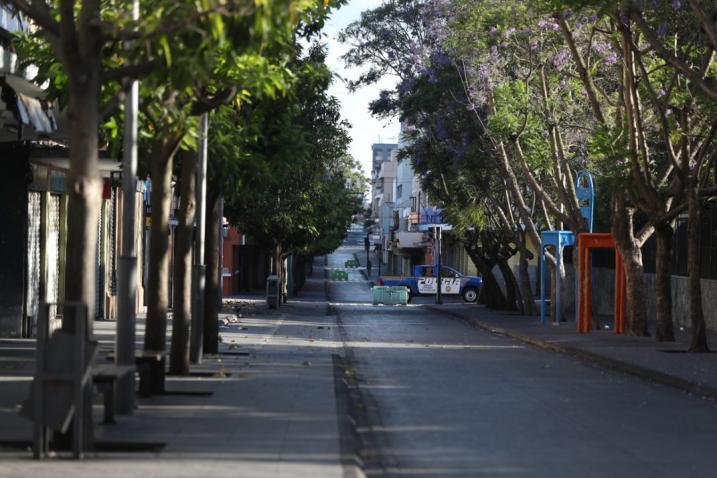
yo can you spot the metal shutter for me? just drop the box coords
[26,192,41,336]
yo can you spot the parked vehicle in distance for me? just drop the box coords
[377,265,483,303]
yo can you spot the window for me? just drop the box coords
[397,184,403,199]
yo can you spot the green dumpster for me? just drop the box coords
[372,286,408,305]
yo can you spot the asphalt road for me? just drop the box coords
[327,242,717,478]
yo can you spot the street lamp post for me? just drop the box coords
[115,0,140,414]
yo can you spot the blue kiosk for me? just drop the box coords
[540,171,595,323]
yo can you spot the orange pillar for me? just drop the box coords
[577,235,584,333]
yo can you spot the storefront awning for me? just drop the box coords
[0,74,62,141]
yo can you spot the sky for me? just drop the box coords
[322,0,400,180]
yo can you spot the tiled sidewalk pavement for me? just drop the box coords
[430,302,717,399]
[0,260,357,478]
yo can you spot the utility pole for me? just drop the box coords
[115,0,139,415]
[435,226,443,305]
[190,113,208,363]
[377,242,382,277]
[365,233,370,273]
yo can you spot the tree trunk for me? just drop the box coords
[687,185,709,352]
[203,189,222,355]
[654,223,675,342]
[611,193,649,336]
[465,247,506,309]
[496,258,520,312]
[55,45,102,453]
[169,152,196,375]
[144,139,180,351]
[518,233,535,316]
[63,65,102,332]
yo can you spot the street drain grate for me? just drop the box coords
[0,440,165,453]
[189,371,232,378]
[161,390,214,396]
[95,441,166,452]
[219,351,250,356]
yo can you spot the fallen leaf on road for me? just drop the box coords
[302,361,312,366]
[238,372,249,378]
[213,367,228,378]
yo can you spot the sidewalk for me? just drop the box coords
[0,258,355,477]
[429,303,717,398]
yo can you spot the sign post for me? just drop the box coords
[435,226,443,305]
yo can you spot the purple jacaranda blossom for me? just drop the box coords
[489,26,499,36]
[592,40,611,54]
[522,27,533,34]
[435,118,449,139]
[530,40,539,50]
[657,22,668,37]
[656,88,666,98]
[651,0,659,8]
[432,50,451,67]
[552,49,570,70]
[504,27,517,37]
[672,0,681,10]
[538,19,548,31]
[478,64,490,81]
[490,45,499,60]
[397,77,416,95]
[559,79,567,89]
[454,138,470,161]
[604,54,618,64]
[587,14,599,23]
[562,10,573,19]
[500,41,509,48]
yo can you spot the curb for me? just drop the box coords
[428,306,717,400]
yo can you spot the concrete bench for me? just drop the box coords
[92,364,135,424]
[106,349,168,397]
[135,350,168,397]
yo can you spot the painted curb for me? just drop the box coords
[429,306,717,400]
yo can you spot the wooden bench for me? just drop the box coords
[91,364,135,424]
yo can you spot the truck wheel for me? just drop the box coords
[406,288,413,303]
[462,287,478,303]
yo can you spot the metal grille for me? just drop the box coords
[47,194,61,321]
[26,192,41,336]
[109,187,117,295]
[96,203,105,319]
